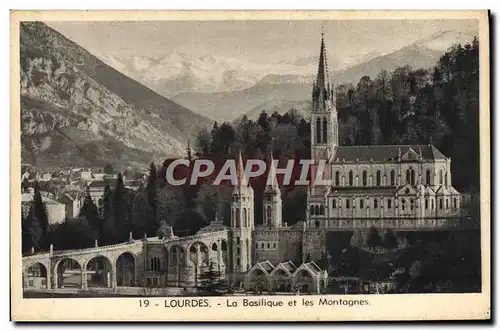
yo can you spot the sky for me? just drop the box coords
[46,19,479,63]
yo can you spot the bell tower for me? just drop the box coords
[263,152,282,228]
[230,150,254,273]
[311,30,338,163]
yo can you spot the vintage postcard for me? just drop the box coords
[10,10,490,321]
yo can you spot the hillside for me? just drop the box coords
[172,83,312,122]
[20,22,213,171]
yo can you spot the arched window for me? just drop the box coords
[431,199,434,210]
[360,199,364,209]
[439,198,443,209]
[266,206,271,221]
[332,199,336,208]
[390,170,395,186]
[387,199,392,209]
[362,171,367,186]
[425,199,429,209]
[374,199,378,209]
[453,198,457,209]
[346,199,351,209]
[316,117,321,143]
[243,208,247,227]
[319,205,325,215]
[439,170,443,185]
[406,169,411,185]
[310,205,315,215]
[410,199,414,210]
[235,208,240,227]
[445,173,448,186]
[376,170,381,186]
[426,169,431,185]
[348,171,353,186]
[315,205,320,216]
[322,117,328,144]
[401,199,406,211]
[410,169,415,185]
[445,199,449,209]
[335,171,340,186]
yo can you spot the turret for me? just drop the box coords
[263,152,282,228]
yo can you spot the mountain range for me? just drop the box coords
[95,30,476,122]
[20,22,213,171]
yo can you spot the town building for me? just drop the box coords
[21,190,66,224]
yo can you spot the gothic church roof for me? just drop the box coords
[331,144,447,163]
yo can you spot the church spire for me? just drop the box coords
[316,28,329,92]
[235,149,248,187]
[266,151,279,189]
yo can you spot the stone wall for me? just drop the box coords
[302,229,327,263]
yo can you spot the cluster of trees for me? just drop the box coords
[366,227,398,250]
[335,37,479,192]
[22,163,162,253]
[21,182,49,252]
[195,110,310,161]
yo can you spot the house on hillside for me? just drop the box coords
[58,192,84,219]
[21,190,66,224]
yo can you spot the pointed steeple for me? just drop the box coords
[316,28,329,96]
[266,151,279,190]
[235,149,248,187]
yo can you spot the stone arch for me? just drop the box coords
[316,117,321,143]
[294,269,315,293]
[84,255,113,288]
[189,241,210,267]
[168,245,185,266]
[24,261,48,277]
[235,208,241,227]
[24,262,49,289]
[116,252,136,287]
[271,268,292,292]
[266,205,272,224]
[54,257,82,289]
[362,170,368,186]
[247,268,270,292]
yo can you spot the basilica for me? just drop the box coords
[23,34,467,295]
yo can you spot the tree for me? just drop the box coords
[101,184,115,245]
[195,128,211,157]
[103,164,114,175]
[31,181,49,249]
[367,226,382,248]
[197,263,222,294]
[146,162,158,235]
[113,173,129,241]
[156,219,172,239]
[383,229,398,249]
[79,187,100,236]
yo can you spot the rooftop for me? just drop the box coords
[331,144,447,163]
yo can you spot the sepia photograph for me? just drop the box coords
[10,10,490,321]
